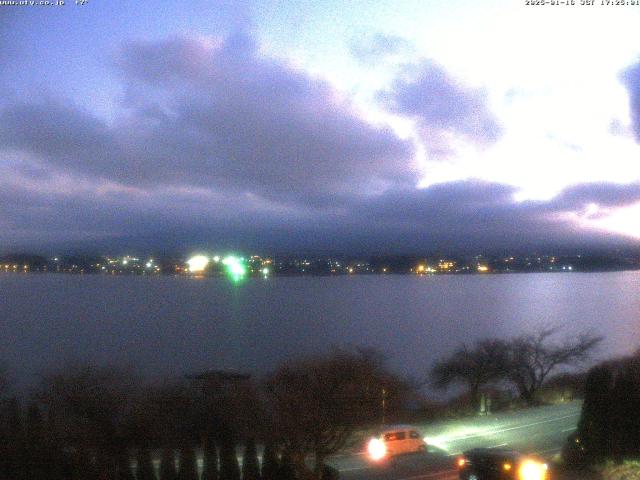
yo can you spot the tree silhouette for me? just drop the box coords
[260,443,279,480]
[136,449,155,480]
[609,360,640,461]
[1,397,25,480]
[242,438,261,480]
[431,339,508,411]
[577,364,614,463]
[277,450,296,480]
[178,446,198,480]
[219,426,240,480]
[116,450,135,480]
[0,364,8,400]
[201,440,218,480]
[161,448,178,480]
[571,350,640,465]
[35,364,137,476]
[504,328,602,405]
[24,402,48,479]
[265,347,410,477]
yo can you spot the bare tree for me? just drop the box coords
[431,339,508,411]
[264,347,412,479]
[504,328,602,405]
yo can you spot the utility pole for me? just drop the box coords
[381,388,387,425]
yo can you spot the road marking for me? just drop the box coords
[489,443,507,448]
[439,413,580,442]
[338,466,369,472]
[397,469,458,480]
[332,452,366,458]
[561,427,576,432]
[535,446,563,456]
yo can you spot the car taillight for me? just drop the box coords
[457,457,467,468]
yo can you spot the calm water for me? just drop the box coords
[1,272,639,389]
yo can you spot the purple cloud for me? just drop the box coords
[0,32,415,206]
[1,171,638,253]
[113,32,416,200]
[0,101,126,180]
[550,182,640,210]
[0,31,637,253]
[381,60,502,150]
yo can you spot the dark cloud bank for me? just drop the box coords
[0,32,639,254]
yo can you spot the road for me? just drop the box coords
[327,401,581,480]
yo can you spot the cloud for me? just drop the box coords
[0,32,637,253]
[350,33,413,65]
[381,60,502,151]
[621,60,640,142]
[113,32,416,200]
[0,101,126,180]
[341,181,640,252]
[550,182,640,210]
[1,166,637,253]
[0,32,415,206]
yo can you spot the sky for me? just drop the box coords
[1,0,640,255]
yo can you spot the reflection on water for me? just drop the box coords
[0,271,638,388]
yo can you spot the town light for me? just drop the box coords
[367,438,386,461]
[187,255,209,273]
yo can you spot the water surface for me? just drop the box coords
[1,271,638,389]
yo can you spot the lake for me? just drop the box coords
[1,271,638,391]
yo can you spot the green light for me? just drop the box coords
[222,255,237,266]
[222,255,247,280]
[230,263,246,276]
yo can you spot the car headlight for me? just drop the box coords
[367,438,386,461]
[518,459,548,480]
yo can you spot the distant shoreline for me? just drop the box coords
[1,267,639,277]
[2,252,639,277]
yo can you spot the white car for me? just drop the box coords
[367,425,427,460]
